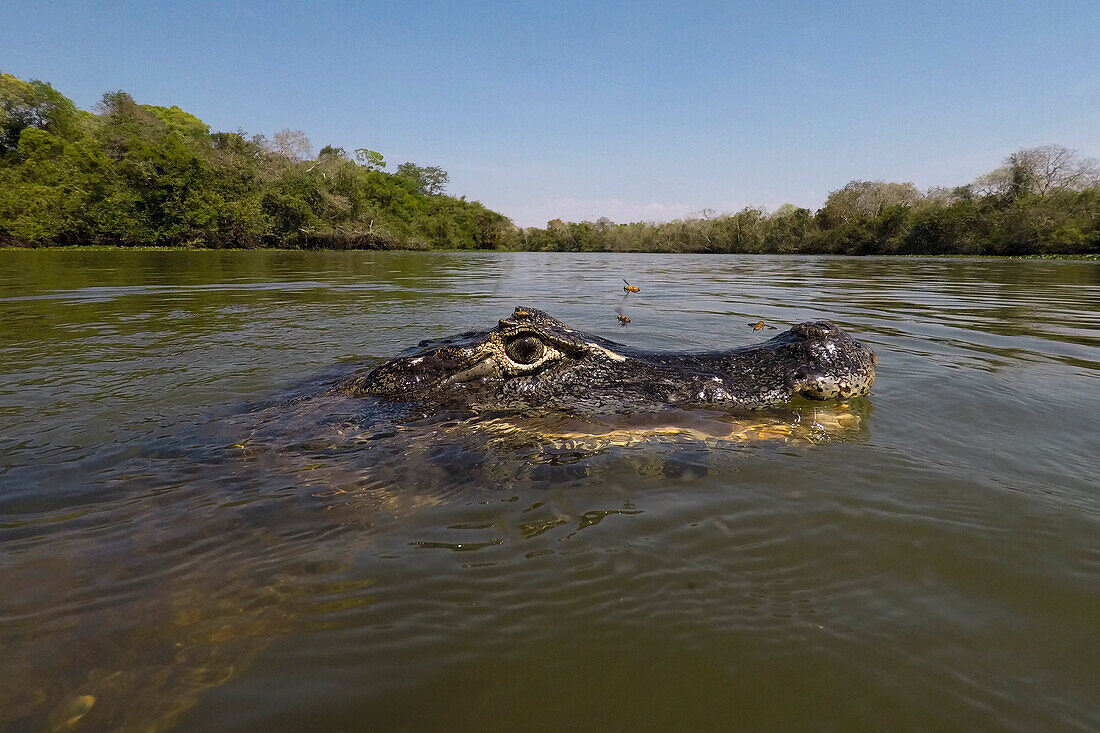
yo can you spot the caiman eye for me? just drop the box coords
[504,335,545,365]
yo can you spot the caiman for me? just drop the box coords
[225,305,879,529]
[334,306,877,414]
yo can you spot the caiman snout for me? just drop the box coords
[782,321,877,401]
[789,321,845,340]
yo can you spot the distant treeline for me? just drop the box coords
[517,150,1100,255]
[2,73,1098,255]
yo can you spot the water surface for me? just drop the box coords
[1,251,1097,731]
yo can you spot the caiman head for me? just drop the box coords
[336,307,876,413]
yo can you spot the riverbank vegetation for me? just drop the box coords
[516,149,1100,255]
[2,73,1098,254]
[0,73,512,250]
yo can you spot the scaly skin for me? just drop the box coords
[335,307,877,413]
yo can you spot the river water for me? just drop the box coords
[1,251,1097,731]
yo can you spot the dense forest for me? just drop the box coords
[2,73,1098,255]
[0,73,513,250]
[518,163,1100,255]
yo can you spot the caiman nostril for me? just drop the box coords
[786,369,808,390]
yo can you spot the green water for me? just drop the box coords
[1,251,1097,731]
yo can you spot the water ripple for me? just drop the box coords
[1,252,1097,731]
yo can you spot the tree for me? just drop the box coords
[971,166,1014,198]
[143,105,209,139]
[1008,144,1100,195]
[354,148,385,170]
[318,145,347,159]
[821,180,922,223]
[973,145,1100,199]
[270,129,312,161]
[396,162,448,195]
[1,73,79,153]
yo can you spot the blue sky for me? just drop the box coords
[3,0,1099,226]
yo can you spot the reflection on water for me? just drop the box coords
[0,251,1098,731]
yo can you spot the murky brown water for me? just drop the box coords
[1,251,1097,731]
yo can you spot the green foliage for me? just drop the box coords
[514,183,1099,256]
[1,73,80,155]
[396,162,448,196]
[142,105,210,140]
[514,165,1098,255]
[0,74,513,250]
[2,73,1097,255]
[354,148,385,170]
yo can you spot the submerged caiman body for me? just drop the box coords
[335,307,876,413]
